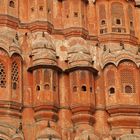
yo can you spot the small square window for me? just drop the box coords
[39,6,43,11]
[74,12,78,17]
[116,19,121,25]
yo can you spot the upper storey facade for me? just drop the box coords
[0,1,140,140]
[0,0,140,41]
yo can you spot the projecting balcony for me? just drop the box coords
[112,27,126,33]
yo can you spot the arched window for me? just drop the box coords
[101,20,106,25]
[0,62,6,88]
[125,85,133,93]
[109,87,115,94]
[11,61,19,90]
[73,86,77,92]
[44,84,50,90]
[81,85,87,92]
[9,1,15,8]
[36,85,40,91]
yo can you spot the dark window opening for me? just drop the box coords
[44,84,50,90]
[109,87,115,94]
[36,85,40,91]
[101,20,106,25]
[125,85,133,93]
[81,86,87,92]
[90,87,93,93]
[48,9,51,13]
[31,7,34,12]
[12,82,17,90]
[39,6,43,11]
[74,12,78,17]
[116,19,121,25]
[73,86,77,92]
[9,1,15,8]
[130,21,133,27]
[53,86,56,92]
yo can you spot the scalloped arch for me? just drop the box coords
[0,47,10,57]
[102,58,138,69]
[117,59,138,67]
[103,62,117,69]
[10,53,24,61]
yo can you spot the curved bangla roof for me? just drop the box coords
[32,32,55,51]
[36,127,61,139]
[67,44,92,67]
[74,129,99,140]
[31,32,57,66]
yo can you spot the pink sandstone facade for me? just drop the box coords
[0,0,140,140]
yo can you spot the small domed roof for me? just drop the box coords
[74,130,99,140]
[32,32,55,51]
[31,32,57,66]
[36,127,61,139]
[68,44,92,67]
[68,44,90,55]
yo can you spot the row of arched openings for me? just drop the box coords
[105,61,136,95]
[35,69,57,92]
[71,70,93,93]
[0,61,19,90]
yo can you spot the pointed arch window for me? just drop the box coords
[11,61,19,90]
[9,1,15,8]
[0,62,6,88]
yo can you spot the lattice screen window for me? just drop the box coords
[11,62,19,90]
[0,62,6,88]
[120,69,135,93]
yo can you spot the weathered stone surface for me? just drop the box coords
[0,0,140,140]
